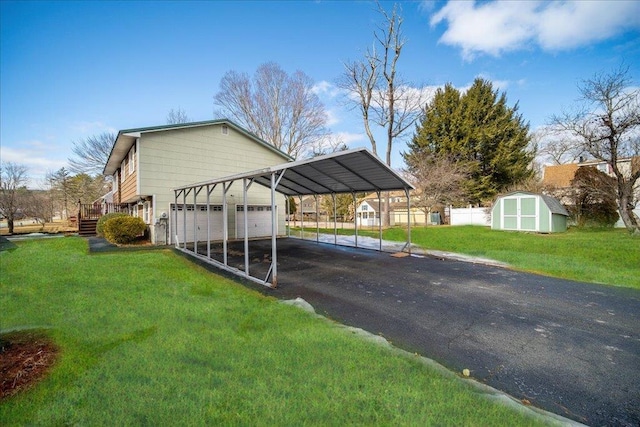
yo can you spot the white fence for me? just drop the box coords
[449,206,491,226]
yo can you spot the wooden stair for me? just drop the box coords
[78,219,98,237]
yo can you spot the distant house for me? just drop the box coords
[356,191,437,227]
[542,157,640,227]
[293,195,325,221]
[103,119,292,244]
[491,192,569,233]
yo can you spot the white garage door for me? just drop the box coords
[172,204,224,245]
[236,205,276,239]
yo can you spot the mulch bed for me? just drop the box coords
[0,330,59,399]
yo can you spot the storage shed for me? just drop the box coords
[491,192,569,233]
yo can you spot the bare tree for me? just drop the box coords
[22,191,54,229]
[403,152,469,223]
[534,126,585,165]
[0,162,29,234]
[68,132,115,176]
[339,2,426,166]
[550,66,640,234]
[166,108,190,124]
[214,62,328,159]
[339,2,427,225]
[310,134,349,158]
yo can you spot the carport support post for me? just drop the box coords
[222,182,231,266]
[353,192,358,248]
[193,187,202,255]
[315,194,319,243]
[270,172,278,287]
[173,190,179,247]
[206,184,216,259]
[405,187,412,254]
[182,188,189,250]
[285,196,290,237]
[206,185,210,258]
[377,190,382,251]
[299,195,303,239]
[243,178,249,276]
[332,193,337,246]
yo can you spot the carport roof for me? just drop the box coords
[174,147,414,196]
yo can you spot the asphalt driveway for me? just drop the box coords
[214,237,640,427]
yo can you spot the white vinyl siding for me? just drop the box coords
[135,124,288,244]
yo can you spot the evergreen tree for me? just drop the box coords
[407,84,462,155]
[406,78,533,204]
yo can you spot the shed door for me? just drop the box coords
[519,197,537,231]
[501,196,538,231]
[172,204,224,245]
[236,205,276,239]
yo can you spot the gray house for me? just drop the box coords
[491,192,569,233]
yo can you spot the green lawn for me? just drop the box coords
[296,225,640,289]
[0,237,550,426]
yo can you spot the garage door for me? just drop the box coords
[172,204,224,245]
[236,205,276,239]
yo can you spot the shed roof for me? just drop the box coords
[497,191,569,216]
[175,147,414,196]
[540,194,570,216]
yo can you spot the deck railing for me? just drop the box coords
[78,202,128,220]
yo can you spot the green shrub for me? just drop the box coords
[96,212,128,236]
[103,216,147,244]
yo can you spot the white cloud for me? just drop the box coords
[430,0,640,60]
[325,109,341,127]
[0,145,68,188]
[335,131,366,146]
[312,80,341,98]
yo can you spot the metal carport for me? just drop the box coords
[173,147,415,288]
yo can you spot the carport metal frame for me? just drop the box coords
[173,148,415,288]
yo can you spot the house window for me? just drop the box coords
[143,201,150,224]
[221,124,229,135]
[361,204,368,211]
[129,145,136,174]
[113,171,119,193]
[121,159,126,180]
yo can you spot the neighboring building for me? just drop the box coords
[541,163,580,189]
[103,120,292,244]
[491,192,569,233]
[356,191,436,227]
[293,195,325,221]
[542,157,640,228]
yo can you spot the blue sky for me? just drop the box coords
[2,0,639,187]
